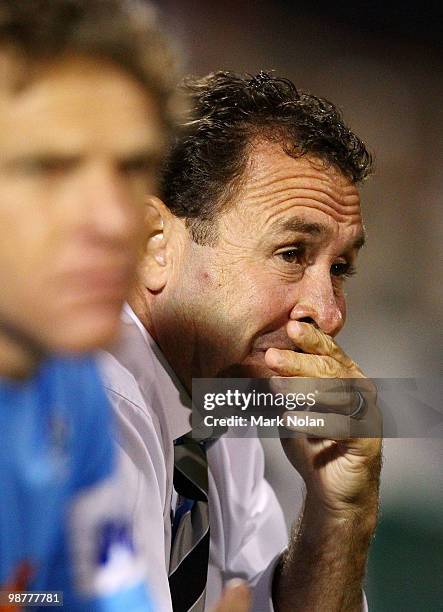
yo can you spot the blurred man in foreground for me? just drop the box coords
[0,0,174,608]
[102,72,382,611]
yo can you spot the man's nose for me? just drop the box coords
[289,269,344,337]
[80,166,142,243]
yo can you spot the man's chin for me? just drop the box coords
[44,306,123,354]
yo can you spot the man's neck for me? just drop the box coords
[0,324,42,380]
[129,289,158,343]
[128,290,194,394]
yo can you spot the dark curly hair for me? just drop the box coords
[0,0,178,129]
[161,71,373,244]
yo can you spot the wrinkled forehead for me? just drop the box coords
[0,52,165,160]
[239,141,362,226]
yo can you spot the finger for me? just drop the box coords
[349,396,383,438]
[265,348,339,377]
[311,382,364,415]
[271,376,355,411]
[211,580,252,612]
[287,321,355,368]
[282,410,351,439]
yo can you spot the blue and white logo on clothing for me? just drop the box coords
[97,520,135,566]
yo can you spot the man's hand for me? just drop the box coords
[265,320,382,611]
[265,320,382,517]
[211,581,251,612]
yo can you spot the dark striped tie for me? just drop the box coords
[169,435,210,612]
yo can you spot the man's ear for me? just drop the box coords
[138,196,172,292]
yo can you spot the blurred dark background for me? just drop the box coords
[281,1,443,47]
[155,1,443,609]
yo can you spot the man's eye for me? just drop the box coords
[331,262,356,278]
[20,157,77,175]
[119,157,158,176]
[277,246,304,264]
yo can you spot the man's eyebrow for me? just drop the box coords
[270,216,329,237]
[270,215,366,252]
[119,142,165,161]
[118,147,164,167]
[2,146,164,170]
[352,233,366,250]
[2,152,82,171]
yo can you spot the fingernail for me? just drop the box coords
[288,321,303,334]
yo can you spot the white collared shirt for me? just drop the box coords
[99,305,288,611]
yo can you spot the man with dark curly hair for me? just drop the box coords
[102,71,382,611]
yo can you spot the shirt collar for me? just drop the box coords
[122,303,192,441]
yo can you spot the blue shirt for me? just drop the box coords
[0,355,153,611]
